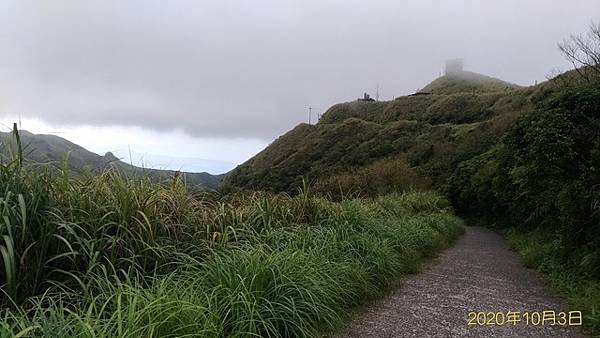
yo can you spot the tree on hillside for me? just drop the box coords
[558,22,600,82]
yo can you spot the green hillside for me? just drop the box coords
[0,130,223,190]
[224,71,533,193]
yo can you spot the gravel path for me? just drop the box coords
[335,226,587,338]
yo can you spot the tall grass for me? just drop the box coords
[0,128,464,337]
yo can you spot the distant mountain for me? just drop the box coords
[222,70,537,192]
[0,129,223,190]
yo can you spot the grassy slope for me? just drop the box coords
[0,130,223,190]
[0,158,464,337]
[224,71,533,193]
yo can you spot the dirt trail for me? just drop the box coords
[336,227,587,338]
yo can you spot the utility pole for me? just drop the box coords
[308,106,312,125]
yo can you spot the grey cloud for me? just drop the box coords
[1,0,599,139]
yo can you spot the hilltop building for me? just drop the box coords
[445,59,464,75]
[358,92,375,102]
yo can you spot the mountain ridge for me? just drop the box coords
[0,129,223,190]
[222,70,555,193]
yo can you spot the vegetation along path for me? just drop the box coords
[336,226,587,338]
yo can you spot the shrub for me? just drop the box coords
[314,157,430,199]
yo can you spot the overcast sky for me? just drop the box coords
[1,1,599,173]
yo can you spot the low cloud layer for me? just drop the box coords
[1,0,598,139]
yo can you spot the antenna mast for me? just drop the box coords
[308,106,312,125]
[376,83,380,101]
